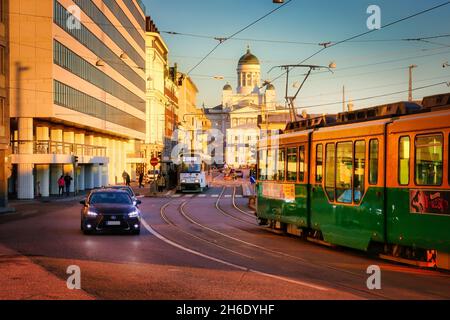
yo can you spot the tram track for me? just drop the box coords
[231,186,257,218]
[142,190,450,299]
[142,198,333,293]
[214,187,257,226]
[175,193,397,299]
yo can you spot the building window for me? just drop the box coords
[0,98,5,137]
[287,148,297,182]
[299,145,305,182]
[354,141,366,203]
[399,136,410,185]
[415,134,443,186]
[369,139,379,185]
[325,143,336,201]
[315,144,323,183]
[0,46,5,75]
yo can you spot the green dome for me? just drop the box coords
[266,83,275,90]
[223,83,232,91]
[238,48,260,65]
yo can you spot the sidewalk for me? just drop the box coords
[0,244,93,300]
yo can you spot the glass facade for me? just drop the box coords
[53,40,145,112]
[54,1,145,91]
[103,0,145,49]
[54,80,145,133]
[72,0,144,69]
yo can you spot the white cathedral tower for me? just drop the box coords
[222,47,276,111]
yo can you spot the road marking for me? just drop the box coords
[224,195,232,198]
[141,217,329,292]
[197,194,206,197]
[235,195,243,198]
[184,194,194,198]
[171,194,182,198]
[211,195,219,198]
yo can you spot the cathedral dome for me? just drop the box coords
[223,83,232,91]
[238,48,260,65]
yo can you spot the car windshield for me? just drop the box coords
[90,192,132,205]
[110,186,133,197]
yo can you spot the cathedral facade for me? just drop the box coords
[224,48,278,167]
[206,48,288,167]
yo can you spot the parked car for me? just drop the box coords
[80,189,141,235]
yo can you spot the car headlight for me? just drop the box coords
[181,179,186,183]
[87,210,98,217]
[128,209,140,218]
[194,179,199,183]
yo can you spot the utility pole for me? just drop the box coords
[408,65,417,102]
[342,85,346,112]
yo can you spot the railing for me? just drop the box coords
[11,140,107,157]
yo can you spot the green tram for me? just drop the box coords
[256,93,450,270]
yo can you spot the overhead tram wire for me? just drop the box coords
[162,30,450,46]
[195,81,449,117]
[267,1,450,87]
[186,0,294,75]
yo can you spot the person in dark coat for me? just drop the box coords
[138,172,144,188]
[64,173,73,196]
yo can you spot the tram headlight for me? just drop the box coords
[194,179,199,183]
[181,179,186,183]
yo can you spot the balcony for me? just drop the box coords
[10,140,109,165]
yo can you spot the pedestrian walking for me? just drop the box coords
[138,172,144,188]
[122,171,128,185]
[64,173,73,196]
[126,172,131,186]
[57,175,65,196]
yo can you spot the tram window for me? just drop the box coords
[399,136,410,185]
[415,134,443,186]
[316,144,323,183]
[325,143,336,201]
[299,145,305,182]
[369,139,379,185]
[277,149,286,181]
[354,141,366,203]
[287,148,297,182]
[267,148,276,181]
[336,142,353,203]
[258,149,267,180]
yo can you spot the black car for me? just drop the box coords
[107,185,139,205]
[80,189,142,235]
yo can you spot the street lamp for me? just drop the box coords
[443,61,449,68]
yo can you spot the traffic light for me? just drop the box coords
[73,156,79,163]
[157,151,162,159]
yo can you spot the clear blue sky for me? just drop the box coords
[142,0,450,113]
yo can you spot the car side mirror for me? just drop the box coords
[79,200,87,206]
[135,200,142,206]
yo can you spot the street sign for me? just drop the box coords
[150,157,159,167]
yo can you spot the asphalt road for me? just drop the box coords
[0,181,449,300]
